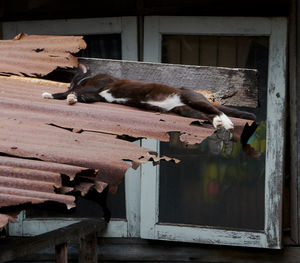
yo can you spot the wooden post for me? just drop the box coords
[79,233,97,263]
[55,243,68,263]
[289,0,299,245]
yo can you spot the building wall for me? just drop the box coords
[0,0,289,21]
[2,0,299,262]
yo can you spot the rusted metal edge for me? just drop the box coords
[0,212,18,228]
[0,34,86,77]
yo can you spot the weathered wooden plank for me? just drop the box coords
[0,219,106,263]
[264,17,287,249]
[289,0,298,244]
[79,58,258,108]
[55,243,68,263]
[79,233,97,263]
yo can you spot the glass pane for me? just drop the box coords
[159,35,268,230]
[28,34,126,219]
[78,34,122,59]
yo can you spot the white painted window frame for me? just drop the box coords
[141,16,287,249]
[3,17,140,238]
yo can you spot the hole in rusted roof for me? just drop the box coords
[33,48,44,53]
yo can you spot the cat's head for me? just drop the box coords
[69,63,91,90]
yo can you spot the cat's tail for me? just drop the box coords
[212,103,256,121]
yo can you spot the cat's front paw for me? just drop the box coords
[67,93,78,105]
[42,92,53,99]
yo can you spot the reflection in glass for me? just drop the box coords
[159,36,268,230]
[78,34,122,59]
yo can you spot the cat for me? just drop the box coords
[42,63,256,130]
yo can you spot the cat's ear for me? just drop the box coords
[78,63,89,74]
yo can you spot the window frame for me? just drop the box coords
[141,16,287,249]
[3,17,140,238]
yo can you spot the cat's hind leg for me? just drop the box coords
[212,113,234,130]
[171,105,211,121]
[172,104,233,130]
[179,88,234,130]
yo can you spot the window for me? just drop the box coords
[160,35,267,230]
[79,34,122,59]
[141,16,287,249]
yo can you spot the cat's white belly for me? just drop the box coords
[142,94,185,111]
[99,90,129,103]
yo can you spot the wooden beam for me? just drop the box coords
[55,243,68,263]
[80,58,258,108]
[0,219,106,263]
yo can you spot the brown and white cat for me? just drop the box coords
[42,64,256,130]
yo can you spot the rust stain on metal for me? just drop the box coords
[0,158,77,211]
[0,34,86,77]
[0,156,90,181]
[0,212,18,228]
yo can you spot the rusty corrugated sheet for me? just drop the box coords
[0,75,252,226]
[0,213,17,228]
[0,156,90,181]
[0,76,249,145]
[0,34,86,77]
[0,116,174,191]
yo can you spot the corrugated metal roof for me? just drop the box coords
[0,74,252,227]
[0,34,86,77]
[0,213,17,228]
[0,156,89,181]
[0,34,256,228]
[0,75,248,144]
